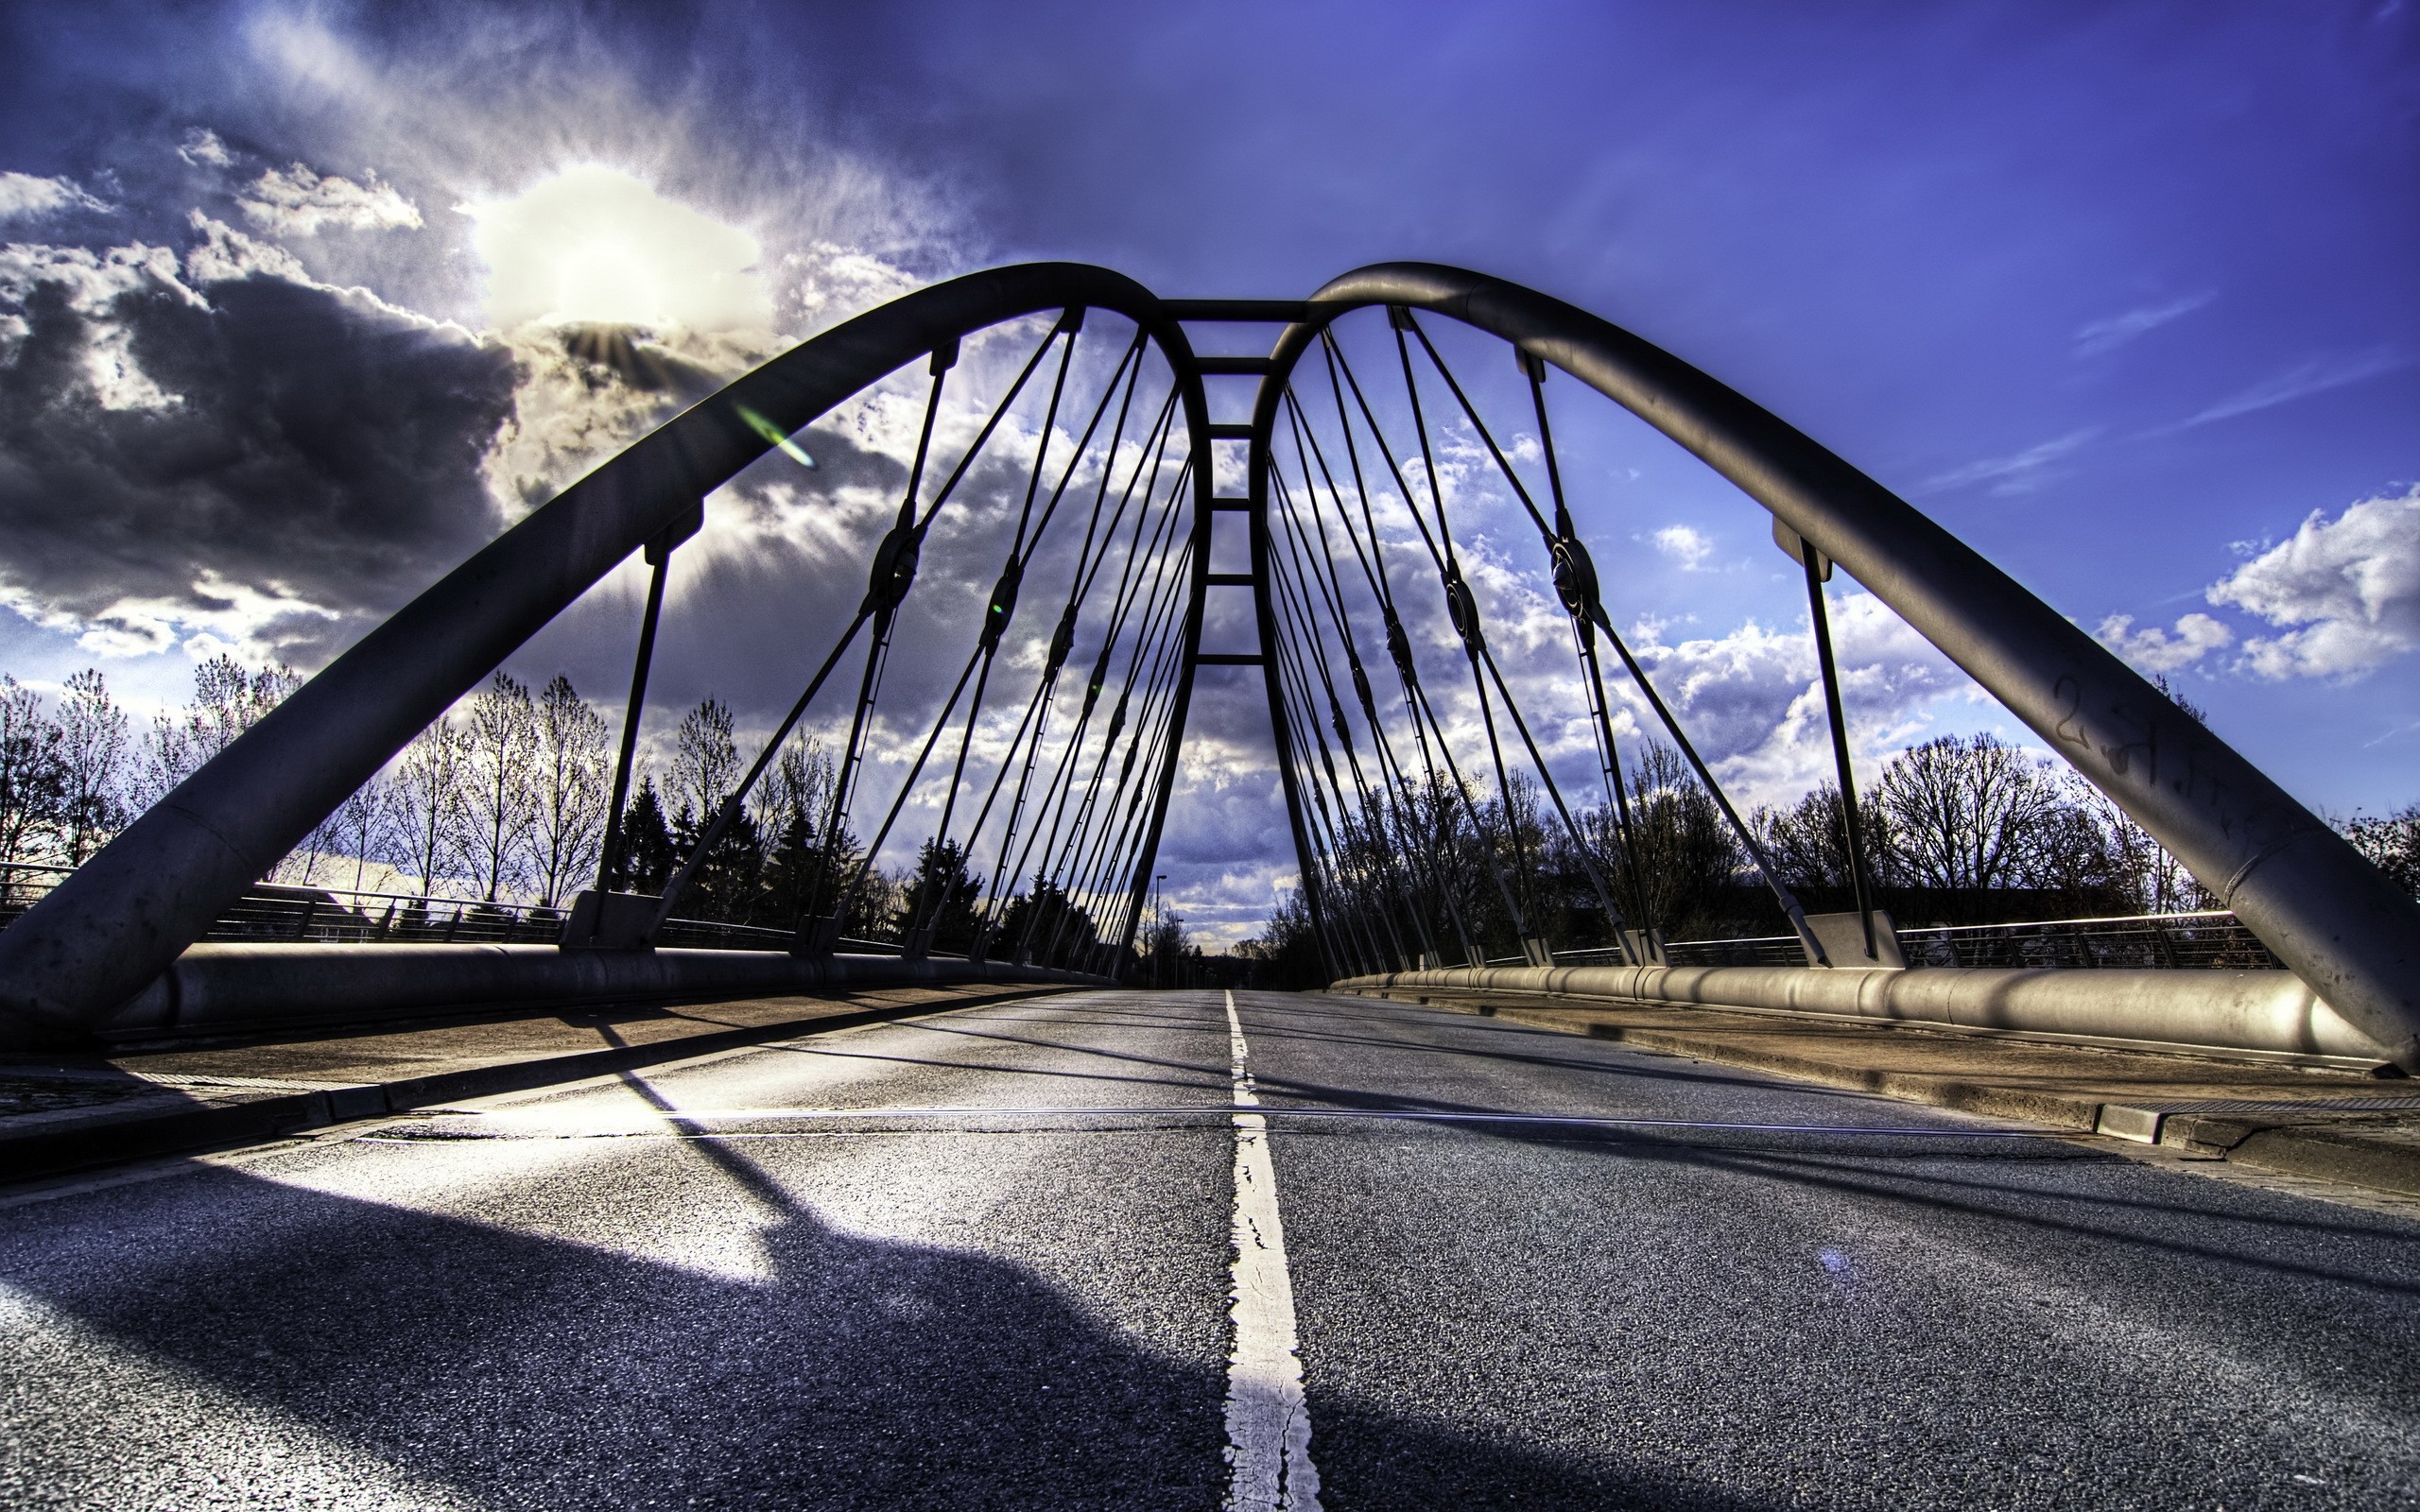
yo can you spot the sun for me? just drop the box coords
[461,164,772,333]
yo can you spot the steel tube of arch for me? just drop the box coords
[1253,263,2420,1067]
[0,264,1209,1043]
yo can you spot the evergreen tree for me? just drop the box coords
[896,837,984,953]
[619,777,677,894]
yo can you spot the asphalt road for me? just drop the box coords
[2,989,2416,1509]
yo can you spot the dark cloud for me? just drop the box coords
[0,265,517,661]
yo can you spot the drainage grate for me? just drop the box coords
[2139,1096,2420,1115]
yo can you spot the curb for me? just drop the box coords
[1387,991,2420,1200]
[0,985,1064,1186]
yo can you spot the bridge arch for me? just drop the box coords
[0,260,2411,1066]
[1229,264,2419,1063]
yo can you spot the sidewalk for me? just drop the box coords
[1339,984,2420,1198]
[0,981,1074,1183]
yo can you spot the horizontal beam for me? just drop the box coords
[1194,652,1266,666]
[1210,496,1253,513]
[1205,422,1255,441]
[1194,355,1277,375]
[1206,573,1256,587]
[109,945,1108,1041]
[1162,299,1313,322]
[1335,964,2394,1065]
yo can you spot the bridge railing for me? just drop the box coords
[1514,909,2284,971]
[0,863,920,956]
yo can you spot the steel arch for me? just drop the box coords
[0,258,2411,1067]
[1236,262,2420,1065]
[0,264,1215,1040]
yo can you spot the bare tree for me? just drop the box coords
[1870,732,2065,892]
[750,732,835,844]
[331,775,391,894]
[530,675,611,907]
[459,672,540,902]
[2343,804,2420,902]
[53,669,128,866]
[136,655,301,808]
[669,696,742,833]
[0,678,64,868]
[392,718,466,899]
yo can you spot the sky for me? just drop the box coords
[0,0,2414,945]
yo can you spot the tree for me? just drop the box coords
[136,655,299,808]
[54,669,129,865]
[1236,885,1325,989]
[1869,732,2064,893]
[617,777,678,895]
[331,774,390,894]
[459,672,539,902]
[392,718,466,899]
[0,678,64,868]
[751,734,835,847]
[1599,741,1747,940]
[2344,804,2420,902]
[895,837,984,952]
[530,675,610,907]
[669,696,742,827]
[998,874,1101,966]
[1756,783,1864,894]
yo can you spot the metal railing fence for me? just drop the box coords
[0,862,889,954]
[1457,909,2283,972]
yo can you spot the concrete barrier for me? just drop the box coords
[1333,964,2394,1063]
[104,944,1107,1041]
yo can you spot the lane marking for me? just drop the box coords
[1223,989,1322,1512]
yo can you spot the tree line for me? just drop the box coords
[1240,716,2420,986]
[2,658,2411,970]
[0,656,1132,960]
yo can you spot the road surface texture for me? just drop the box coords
[2,989,2414,1509]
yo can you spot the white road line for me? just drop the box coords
[1223,989,1322,1512]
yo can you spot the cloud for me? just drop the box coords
[462,165,773,333]
[183,211,310,284]
[2093,611,2233,672]
[2072,292,2212,357]
[0,226,517,665]
[2170,350,2409,430]
[1651,524,1712,570]
[0,173,109,222]
[1620,591,1977,810]
[1921,428,2098,497]
[238,163,423,236]
[177,129,233,168]
[2206,488,2420,679]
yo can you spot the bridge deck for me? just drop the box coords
[3,989,2415,1505]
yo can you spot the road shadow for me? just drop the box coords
[0,1143,1779,1510]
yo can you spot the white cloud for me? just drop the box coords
[2171,350,2409,430]
[1625,591,1976,809]
[184,211,310,284]
[2093,611,2233,673]
[1922,429,2099,497]
[238,163,422,236]
[2207,488,2420,679]
[462,165,772,333]
[2072,292,2212,357]
[785,241,923,331]
[177,129,233,168]
[0,172,108,221]
[1651,524,1713,570]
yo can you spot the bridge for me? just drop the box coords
[3,265,2417,1506]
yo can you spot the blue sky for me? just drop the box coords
[1,0,2413,941]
